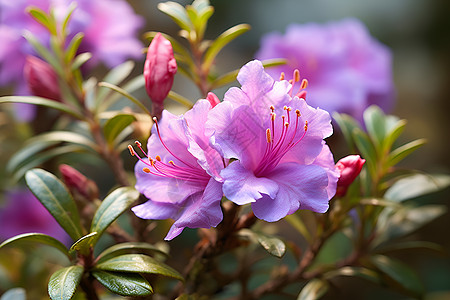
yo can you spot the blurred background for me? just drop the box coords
[1,0,450,299]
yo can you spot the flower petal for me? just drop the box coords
[251,193,291,222]
[132,199,180,220]
[221,161,279,205]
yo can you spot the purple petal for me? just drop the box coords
[165,226,184,240]
[131,199,180,220]
[251,193,291,222]
[312,143,339,199]
[221,161,278,205]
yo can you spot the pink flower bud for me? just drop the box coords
[24,56,61,101]
[59,164,99,200]
[335,155,366,197]
[206,92,220,107]
[144,33,177,118]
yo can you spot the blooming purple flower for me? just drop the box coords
[0,189,71,244]
[256,19,394,119]
[206,60,339,221]
[0,0,144,94]
[130,100,225,240]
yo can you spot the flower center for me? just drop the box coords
[128,117,209,183]
[254,105,308,176]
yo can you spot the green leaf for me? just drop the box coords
[27,131,98,152]
[7,140,60,174]
[98,82,152,116]
[284,213,312,243]
[25,168,83,241]
[370,255,423,295]
[324,267,380,284]
[61,2,77,38]
[69,232,98,255]
[203,24,251,71]
[363,105,386,152]
[92,271,153,297]
[26,7,57,36]
[374,241,446,255]
[90,187,139,246]
[332,113,361,151]
[0,96,84,119]
[96,242,168,263]
[96,61,135,103]
[65,33,84,64]
[297,279,329,300]
[23,31,64,75]
[385,173,450,202]
[71,52,92,71]
[167,90,194,108]
[352,128,377,178]
[0,288,26,300]
[383,119,407,154]
[238,229,286,258]
[95,254,183,281]
[144,32,193,65]
[387,139,426,167]
[48,265,84,300]
[158,2,192,32]
[103,114,136,145]
[0,233,69,259]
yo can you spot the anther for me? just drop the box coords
[304,121,308,131]
[279,72,285,81]
[266,128,272,143]
[301,79,308,89]
[296,109,301,116]
[128,145,135,156]
[293,69,300,83]
[135,141,142,147]
[169,160,175,165]
[155,155,161,161]
[143,168,151,173]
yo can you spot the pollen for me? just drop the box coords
[304,120,308,131]
[296,109,301,117]
[155,155,161,161]
[293,69,300,83]
[169,160,175,165]
[266,128,272,143]
[143,167,151,173]
[301,79,308,89]
[135,140,142,147]
[128,145,135,156]
[279,72,285,81]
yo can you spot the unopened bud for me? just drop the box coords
[206,92,220,108]
[24,55,61,101]
[335,155,365,197]
[144,33,177,118]
[59,164,99,200]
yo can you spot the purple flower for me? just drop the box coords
[256,19,395,119]
[0,189,71,244]
[0,0,144,93]
[130,100,225,240]
[206,60,339,221]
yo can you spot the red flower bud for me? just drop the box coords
[59,164,99,200]
[24,56,61,101]
[206,92,220,107]
[335,155,365,197]
[144,33,177,118]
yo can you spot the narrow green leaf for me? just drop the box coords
[26,7,56,35]
[387,139,426,167]
[238,229,286,258]
[96,61,135,102]
[90,187,139,245]
[25,168,83,241]
[0,233,69,259]
[71,52,92,71]
[157,2,192,31]
[370,255,423,295]
[92,271,153,297]
[7,140,59,174]
[65,33,84,64]
[284,214,312,243]
[95,254,183,281]
[332,112,361,151]
[61,2,77,38]
[0,288,26,300]
[385,173,450,202]
[98,82,152,116]
[144,32,193,65]
[103,114,136,145]
[0,96,84,119]
[297,279,329,300]
[374,241,446,255]
[69,232,98,255]
[96,242,168,263]
[48,265,84,300]
[167,90,193,108]
[383,119,407,154]
[324,267,380,284]
[352,128,377,177]
[203,24,251,71]
[363,105,386,152]
[23,31,64,75]
[26,131,97,152]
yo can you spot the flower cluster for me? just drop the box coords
[130,60,340,239]
[256,19,395,119]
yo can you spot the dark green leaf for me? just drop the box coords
[92,271,153,297]
[0,96,84,119]
[238,229,286,258]
[363,105,386,152]
[48,265,84,300]
[0,288,26,300]
[387,139,426,167]
[95,254,183,281]
[96,61,135,102]
[370,255,423,295]
[385,173,450,202]
[71,52,92,71]
[157,2,192,31]
[69,232,97,255]
[0,233,69,259]
[297,279,329,300]
[90,187,139,246]
[7,140,60,174]
[374,241,446,255]
[103,114,136,145]
[352,128,377,178]
[332,112,361,151]
[284,213,312,243]
[25,168,83,241]
[324,267,380,284]
[203,24,251,71]
[96,242,168,263]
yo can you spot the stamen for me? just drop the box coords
[293,69,300,83]
[301,79,308,89]
[266,128,272,143]
[304,121,308,131]
[128,145,135,156]
[143,168,151,173]
[155,155,161,161]
[296,109,301,117]
[279,72,285,81]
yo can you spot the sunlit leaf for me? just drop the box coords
[387,139,427,167]
[0,288,26,300]
[26,7,57,36]
[352,128,377,178]
[370,255,423,295]
[297,279,329,300]
[61,2,77,38]
[238,229,286,258]
[98,82,151,116]
[90,187,139,246]
[71,52,92,70]
[103,114,136,145]
[363,105,386,152]
[48,265,84,300]
[158,2,192,32]
[96,61,135,103]
[23,31,64,75]
[69,232,97,255]
[65,33,84,64]
[96,242,168,263]
[92,271,153,296]
[383,119,407,154]
[332,113,360,151]
[25,168,83,241]
[0,233,70,259]
[324,267,380,284]
[95,254,183,281]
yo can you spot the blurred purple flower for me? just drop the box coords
[0,189,71,244]
[130,100,225,240]
[206,60,339,222]
[256,19,395,120]
[0,0,144,119]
